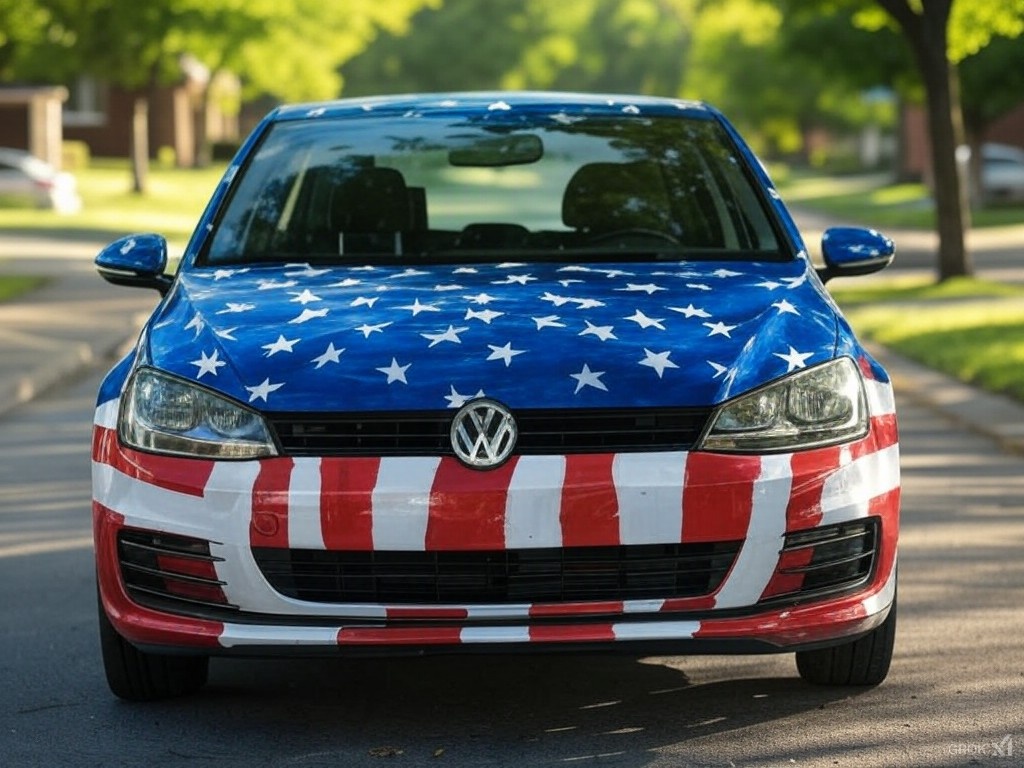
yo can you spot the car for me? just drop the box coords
[979,142,1024,204]
[91,92,900,701]
[0,147,81,213]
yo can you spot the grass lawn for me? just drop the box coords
[778,170,1024,230]
[831,276,1024,402]
[0,159,226,248]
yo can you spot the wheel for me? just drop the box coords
[98,594,209,701]
[796,594,896,686]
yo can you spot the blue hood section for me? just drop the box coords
[144,259,839,412]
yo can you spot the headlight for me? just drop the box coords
[698,357,868,453]
[120,368,278,459]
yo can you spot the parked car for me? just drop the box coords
[92,92,899,701]
[0,147,81,213]
[980,142,1024,204]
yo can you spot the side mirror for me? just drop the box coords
[95,234,173,295]
[816,227,894,283]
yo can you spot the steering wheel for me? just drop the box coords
[587,228,680,246]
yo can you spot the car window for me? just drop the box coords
[203,112,785,266]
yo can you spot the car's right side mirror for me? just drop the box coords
[816,227,895,283]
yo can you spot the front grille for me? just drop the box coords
[252,542,741,605]
[118,529,236,612]
[762,519,878,603]
[267,407,712,457]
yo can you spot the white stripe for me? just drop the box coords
[819,444,900,526]
[614,452,686,544]
[713,453,792,609]
[460,626,532,643]
[287,458,324,549]
[371,457,441,550]
[219,623,340,648]
[465,604,532,619]
[94,401,119,430]
[504,455,566,549]
[612,620,700,640]
[864,378,895,416]
[623,599,666,614]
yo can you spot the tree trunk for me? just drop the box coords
[876,0,972,281]
[129,92,150,195]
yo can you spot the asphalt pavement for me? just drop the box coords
[0,225,1023,456]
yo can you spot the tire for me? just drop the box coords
[796,594,896,687]
[98,595,209,701]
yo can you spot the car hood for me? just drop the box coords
[143,259,839,411]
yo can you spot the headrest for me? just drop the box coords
[561,161,673,232]
[332,167,411,232]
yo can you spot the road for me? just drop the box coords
[1,363,1023,767]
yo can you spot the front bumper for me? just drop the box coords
[92,379,900,656]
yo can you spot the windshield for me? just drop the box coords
[202,111,786,266]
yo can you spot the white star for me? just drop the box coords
[772,299,800,315]
[312,343,344,369]
[212,268,241,280]
[262,334,299,356]
[465,308,504,324]
[486,342,526,367]
[685,283,712,291]
[355,321,392,337]
[395,268,429,278]
[351,296,379,308]
[258,279,297,290]
[433,284,464,292]
[571,364,608,394]
[533,315,566,330]
[285,266,331,277]
[624,310,666,330]
[783,274,809,289]
[453,267,479,274]
[704,321,737,338]
[246,378,284,403]
[579,321,617,341]
[444,385,486,409]
[712,269,743,278]
[214,327,238,341]
[638,349,679,379]
[617,283,666,295]
[492,274,536,285]
[541,292,573,307]
[755,280,783,291]
[708,361,729,379]
[217,302,256,314]
[184,314,204,337]
[422,325,468,347]
[376,357,411,384]
[398,298,441,315]
[464,292,497,304]
[558,279,584,287]
[191,350,225,378]
[328,278,362,288]
[668,304,711,319]
[289,307,329,324]
[599,269,634,278]
[573,298,606,310]
[289,289,321,304]
[775,346,814,372]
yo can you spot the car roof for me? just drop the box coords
[271,91,716,124]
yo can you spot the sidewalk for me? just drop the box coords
[0,232,1023,456]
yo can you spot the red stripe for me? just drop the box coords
[660,595,717,612]
[530,623,616,642]
[337,626,463,645]
[682,454,761,542]
[250,459,294,549]
[786,447,841,530]
[530,601,623,617]
[319,457,379,550]
[560,454,619,547]
[425,456,518,551]
[92,426,214,497]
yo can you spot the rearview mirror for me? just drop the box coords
[449,134,543,167]
[817,227,895,283]
[95,234,173,295]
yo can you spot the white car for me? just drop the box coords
[980,142,1024,204]
[0,147,82,213]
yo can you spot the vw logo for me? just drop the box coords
[450,399,518,469]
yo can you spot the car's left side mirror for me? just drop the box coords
[816,227,895,283]
[95,234,174,295]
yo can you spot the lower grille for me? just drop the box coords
[252,542,741,605]
[118,529,236,612]
[267,407,711,457]
[761,519,878,602]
